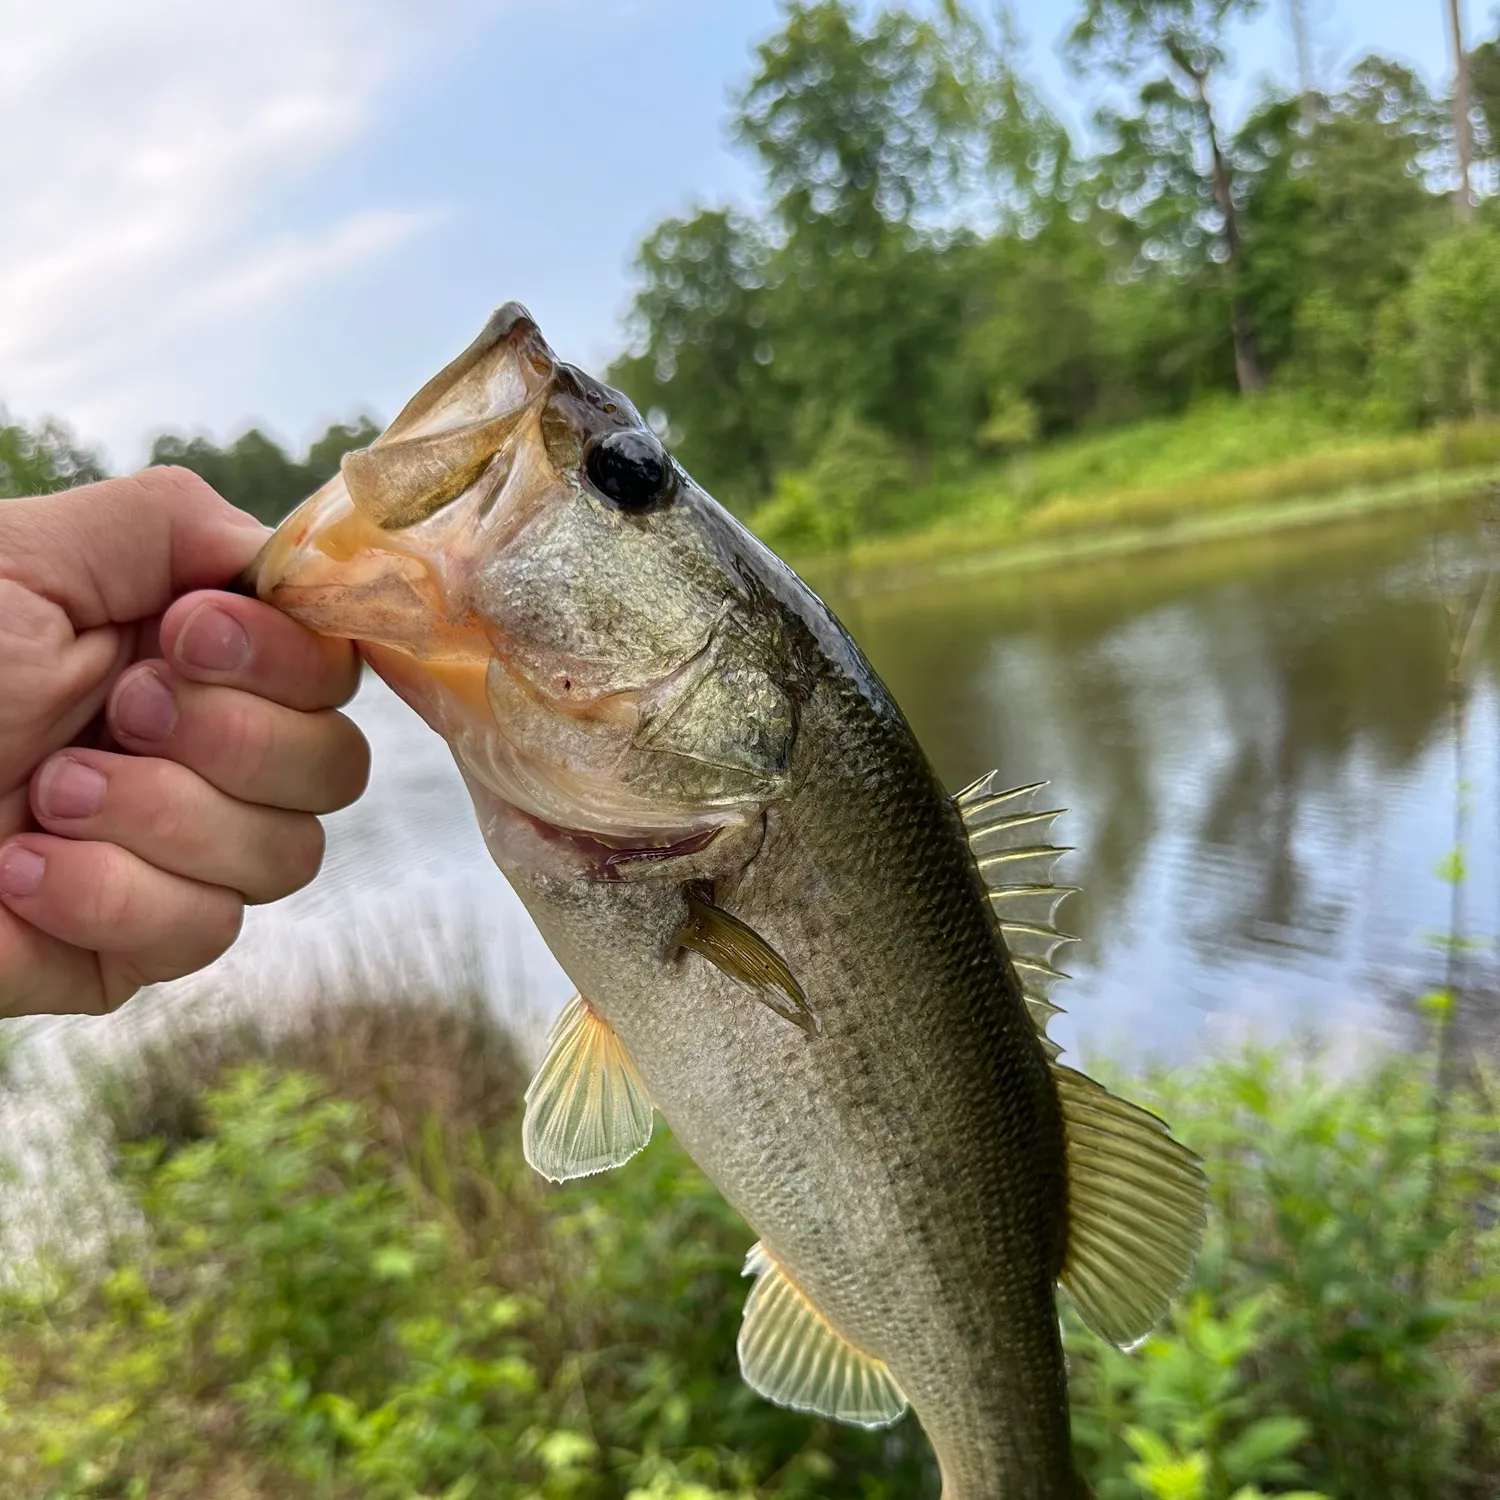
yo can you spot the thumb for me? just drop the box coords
[0,467,273,629]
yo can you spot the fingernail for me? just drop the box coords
[37,757,106,820]
[177,603,251,673]
[0,845,44,898]
[113,667,178,742]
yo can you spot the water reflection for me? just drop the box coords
[27,501,1490,1083]
[851,504,1497,1068]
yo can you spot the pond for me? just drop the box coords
[847,500,1498,1071]
[20,497,1496,1082]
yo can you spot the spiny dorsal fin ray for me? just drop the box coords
[522,994,654,1182]
[738,1243,907,1428]
[957,772,1206,1347]
[957,772,1078,1025]
[1054,1066,1208,1349]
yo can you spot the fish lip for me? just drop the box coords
[512,806,724,881]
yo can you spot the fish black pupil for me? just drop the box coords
[585,430,676,512]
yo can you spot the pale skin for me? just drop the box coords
[0,467,370,1019]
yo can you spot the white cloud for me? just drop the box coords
[0,0,483,462]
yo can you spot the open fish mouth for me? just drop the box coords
[243,300,790,874]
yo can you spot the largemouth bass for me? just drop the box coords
[246,305,1206,1498]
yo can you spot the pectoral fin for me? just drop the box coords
[739,1243,906,1428]
[522,994,654,1182]
[676,888,818,1035]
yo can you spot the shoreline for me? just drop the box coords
[790,463,1498,598]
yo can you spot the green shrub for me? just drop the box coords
[0,1006,1495,1499]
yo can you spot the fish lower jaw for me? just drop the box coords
[458,772,754,884]
[512,808,726,881]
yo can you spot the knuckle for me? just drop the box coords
[142,771,197,851]
[224,697,280,791]
[252,813,324,902]
[86,848,138,934]
[137,465,223,509]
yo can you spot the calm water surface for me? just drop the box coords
[22,502,1496,1082]
[847,504,1499,1069]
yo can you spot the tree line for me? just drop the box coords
[0,412,379,522]
[7,0,1500,536]
[605,0,1500,535]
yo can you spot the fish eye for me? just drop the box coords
[584,429,678,513]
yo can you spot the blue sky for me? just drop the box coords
[0,0,1467,467]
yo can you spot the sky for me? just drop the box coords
[0,0,1468,469]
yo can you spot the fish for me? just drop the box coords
[244,304,1207,1499]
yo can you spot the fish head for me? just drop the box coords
[250,303,800,880]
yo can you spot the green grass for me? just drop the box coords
[754,396,1500,590]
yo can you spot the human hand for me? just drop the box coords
[0,468,370,1018]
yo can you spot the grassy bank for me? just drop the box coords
[0,980,1496,1499]
[761,400,1500,595]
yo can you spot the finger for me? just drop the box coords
[0,903,105,1018]
[31,750,326,904]
[159,591,362,711]
[0,468,269,629]
[107,664,370,813]
[0,834,243,998]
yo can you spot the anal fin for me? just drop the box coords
[522,994,654,1182]
[1055,1065,1208,1349]
[738,1243,906,1428]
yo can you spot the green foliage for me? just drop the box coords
[609,209,784,511]
[753,411,912,552]
[1,1009,1496,1499]
[733,1,973,253]
[149,416,380,524]
[1079,1045,1500,1500]
[1388,223,1500,419]
[604,0,1500,559]
[0,412,106,496]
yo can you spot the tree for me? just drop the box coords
[1446,0,1475,218]
[0,413,106,497]
[1402,222,1500,416]
[149,417,379,525]
[608,210,785,511]
[1466,29,1500,190]
[1235,58,1445,394]
[1068,0,1269,394]
[734,0,973,254]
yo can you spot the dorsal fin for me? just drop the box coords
[738,1243,907,1428]
[956,772,1078,1061]
[956,772,1208,1350]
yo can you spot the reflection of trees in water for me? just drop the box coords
[853,509,1490,994]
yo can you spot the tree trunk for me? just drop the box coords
[1449,0,1474,220]
[1287,0,1315,129]
[1193,69,1267,394]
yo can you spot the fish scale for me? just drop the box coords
[247,303,1207,1500]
